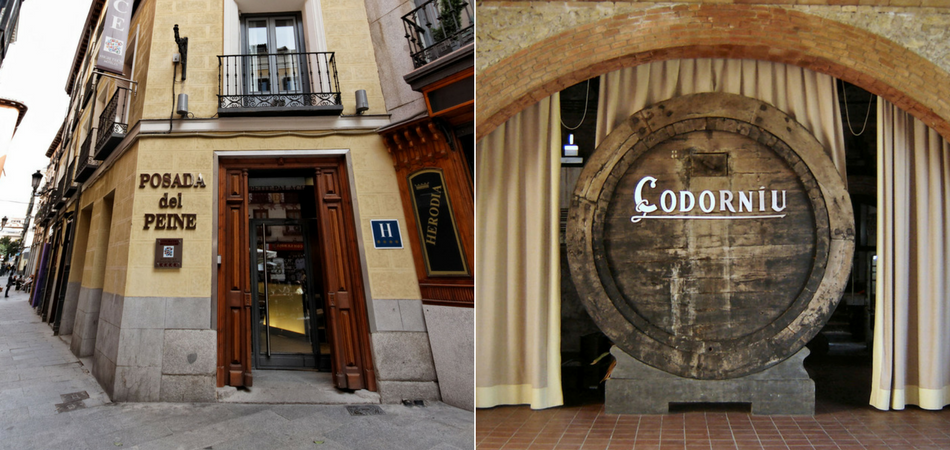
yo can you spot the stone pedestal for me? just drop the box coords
[606,346,814,415]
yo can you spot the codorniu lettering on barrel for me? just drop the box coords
[139,172,206,230]
[631,176,787,223]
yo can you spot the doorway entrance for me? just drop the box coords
[216,157,375,392]
[249,216,329,371]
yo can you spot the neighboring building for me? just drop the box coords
[476,1,950,412]
[0,0,24,67]
[364,0,474,410]
[0,216,22,238]
[30,0,473,409]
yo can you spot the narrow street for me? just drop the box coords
[0,276,473,450]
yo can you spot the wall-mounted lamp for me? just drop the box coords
[355,90,369,114]
[174,25,188,81]
[177,93,189,117]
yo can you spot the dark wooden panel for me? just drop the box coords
[316,168,368,390]
[218,167,251,387]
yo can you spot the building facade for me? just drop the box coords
[476,1,950,411]
[365,0,474,410]
[0,0,24,68]
[30,0,473,409]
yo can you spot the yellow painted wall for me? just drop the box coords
[141,0,222,120]
[123,131,420,301]
[75,144,140,297]
[68,206,92,284]
[125,136,214,298]
[126,0,157,128]
[322,0,386,116]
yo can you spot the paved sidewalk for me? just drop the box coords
[0,277,474,449]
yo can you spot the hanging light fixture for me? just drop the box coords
[562,133,583,164]
[560,79,591,165]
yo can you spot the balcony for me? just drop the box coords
[36,200,50,225]
[74,131,99,183]
[62,161,78,198]
[217,52,343,116]
[95,87,131,161]
[402,0,473,69]
[52,182,65,211]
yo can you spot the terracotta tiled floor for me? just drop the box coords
[476,356,950,450]
[477,403,950,450]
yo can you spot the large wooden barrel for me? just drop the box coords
[567,93,854,379]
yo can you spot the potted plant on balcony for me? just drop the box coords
[429,0,466,55]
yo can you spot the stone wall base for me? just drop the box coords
[606,346,814,415]
[377,380,441,404]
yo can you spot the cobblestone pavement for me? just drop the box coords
[0,276,474,450]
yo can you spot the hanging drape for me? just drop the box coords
[596,59,847,184]
[871,99,950,410]
[476,95,563,409]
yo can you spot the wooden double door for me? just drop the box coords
[216,157,375,391]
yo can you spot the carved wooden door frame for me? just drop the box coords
[216,156,376,391]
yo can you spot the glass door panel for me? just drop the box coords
[250,219,327,370]
[246,19,271,95]
[243,16,308,102]
[273,18,300,93]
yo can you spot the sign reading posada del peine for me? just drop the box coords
[139,173,206,230]
[409,169,468,277]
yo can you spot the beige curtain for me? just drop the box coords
[597,59,847,184]
[476,94,563,409]
[871,99,950,410]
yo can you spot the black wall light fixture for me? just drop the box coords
[174,24,188,81]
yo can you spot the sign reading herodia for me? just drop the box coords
[567,93,854,380]
[409,169,469,277]
[95,0,135,75]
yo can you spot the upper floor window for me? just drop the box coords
[218,2,341,116]
[244,15,305,95]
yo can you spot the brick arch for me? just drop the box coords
[476,4,950,142]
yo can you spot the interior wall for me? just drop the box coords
[475,4,950,146]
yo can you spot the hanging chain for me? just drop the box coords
[841,79,873,137]
[561,79,591,131]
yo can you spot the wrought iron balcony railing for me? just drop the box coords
[217,51,343,116]
[74,130,99,183]
[402,0,473,69]
[95,87,131,160]
[36,199,51,225]
[52,177,65,210]
[63,161,78,198]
